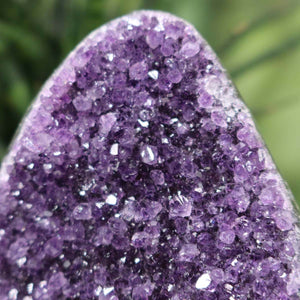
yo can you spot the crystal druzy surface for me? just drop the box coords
[0,10,300,300]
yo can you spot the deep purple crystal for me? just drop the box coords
[0,11,300,300]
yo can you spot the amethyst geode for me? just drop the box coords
[0,10,299,300]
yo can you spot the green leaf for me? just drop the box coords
[0,20,46,59]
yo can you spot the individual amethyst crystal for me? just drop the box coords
[0,10,299,300]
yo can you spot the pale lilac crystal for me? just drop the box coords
[72,203,92,220]
[146,30,164,49]
[178,243,200,262]
[73,94,93,112]
[44,237,63,257]
[129,61,148,80]
[0,10,300,300]
[150,169,165,185]
[211,268,225,284]
[180,41,200,58]
[93,226,113,246]
[48,272,68,291]
[6,238,29,261]
[218,225,236,245]
[167,68,182,84]
[140,144,158,165]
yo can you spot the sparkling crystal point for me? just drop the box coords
[0,10,300,299]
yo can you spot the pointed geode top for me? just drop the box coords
[0,10,299,300]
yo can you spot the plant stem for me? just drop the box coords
[230,34,300,78]
[218,1,299,56]
[252,94,300,119]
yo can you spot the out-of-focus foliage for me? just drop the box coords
[0,0,300,202]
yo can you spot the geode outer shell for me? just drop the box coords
[0,10,300,300]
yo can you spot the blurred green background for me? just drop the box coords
[0,0,299,202]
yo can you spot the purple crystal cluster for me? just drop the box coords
[0,10,300,300]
